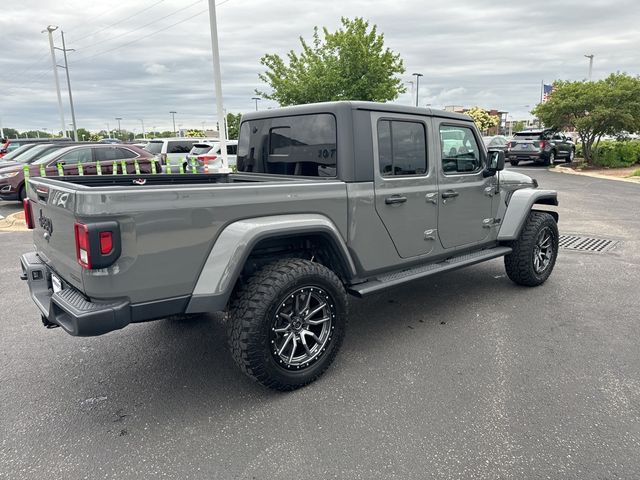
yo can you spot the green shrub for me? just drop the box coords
[632,169,640,177]
[591,140,640,168]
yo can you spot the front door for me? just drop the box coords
[436,121,495,249]
[373,114,439,259]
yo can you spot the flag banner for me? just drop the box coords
[543,84,554,102]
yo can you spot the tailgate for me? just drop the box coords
[28,180,84,291]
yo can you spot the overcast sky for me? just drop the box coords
[1,0,638,133]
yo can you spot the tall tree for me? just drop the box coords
[226,112,241,139]
[533,73,640,162]
[257,17,406,105]
[465,107,500,134]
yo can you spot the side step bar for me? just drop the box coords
[348,246,512,297]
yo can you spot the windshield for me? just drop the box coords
[33,146,74,165]
[0,144,36,161]
[15,144,64,163]
[144,141,163,154]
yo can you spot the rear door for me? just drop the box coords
[372,113,440,259]
[436,121,495,249]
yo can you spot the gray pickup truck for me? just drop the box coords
[20,101,559,390]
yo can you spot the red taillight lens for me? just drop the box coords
[74,222,91,269]
[23,199,34,229]
[197,154,217,162]
[538,140,546,149]
[99,231,113,255]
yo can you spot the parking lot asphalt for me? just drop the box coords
[1,167,639,479]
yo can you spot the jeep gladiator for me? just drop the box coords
[20,101,559,390]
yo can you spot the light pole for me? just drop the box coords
[139,119,146,139]
[42,127,48,138]
[115,117,122,139]
[43,25,66,139]
[584,54,594,81]
[169,111,177,137]
[207,0,228,170]
[412,73,423,107]
[106,122,110,139]
[251,97,261,111]
[56,30,78,141]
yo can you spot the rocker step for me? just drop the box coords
[348,246,512,297]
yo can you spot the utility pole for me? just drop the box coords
[412,73,423,107]
[251,97,260,111]
[584,54,594,81]
[43,25,66,138]
[115,117,122,139]
[57,30,78,141]
[169,111,177,137]
[207,0,228,170]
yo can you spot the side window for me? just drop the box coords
[377,119,427,176]
[440,125,482,174]
[115,147,137,159]
[95,147,121,162]
[59,148,93,164]
[226,144,237,155]
[167,141,192,154]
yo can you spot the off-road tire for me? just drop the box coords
[509,159,520,167]
[504,211,558,287]
[227,258,347,391]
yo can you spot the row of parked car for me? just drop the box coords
[0,137,239,202]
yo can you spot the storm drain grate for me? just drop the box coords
[559,235,619,253]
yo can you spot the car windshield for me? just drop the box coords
[15,144,63,163]
[0,144,37,161]
[144,141,163,154]
[33,146,74,165]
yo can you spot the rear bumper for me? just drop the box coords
[20,252,130,336]
[508,151,549,161]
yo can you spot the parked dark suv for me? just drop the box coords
[507,129,575,166]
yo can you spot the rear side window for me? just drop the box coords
[59,148,93,164]
[95,147,136,162]
[227,144,237,155]
[237,113,337,177]
[440,125,482,174]
[167,141,193,154]
[115,147,137,159]
[377,120,427,176]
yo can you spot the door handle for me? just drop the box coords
[385,195,407,205]
[441,190,459,199]
[425,192,438,204]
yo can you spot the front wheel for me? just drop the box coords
[227,258,347,391]
[504,211,558,286]
[566,149,575,163]
[544,151,555,166]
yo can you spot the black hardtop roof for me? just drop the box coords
[242,101,471,122]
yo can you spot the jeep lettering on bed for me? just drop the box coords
[20,102,559,390]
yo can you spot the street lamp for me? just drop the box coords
[169,111,177,137]
[405,81,414,106]
[138,119,146,139]
[115,117,122,139]
[584,54,594,81]
[251,97,261,111]
[42,25,66,141]
[412,73,423,107]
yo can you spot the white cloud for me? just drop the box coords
[143,63,168,76]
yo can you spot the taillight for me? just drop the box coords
[73,221,121,269]
[23,199,34,229]
[74,222,91,268]
[538,140,546,149]
[99,231,113,255]
[507,141,513,151]
[197,154,217,162]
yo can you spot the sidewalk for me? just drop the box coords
[0,211,28,232]
[551,164,640,184]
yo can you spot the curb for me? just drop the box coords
[0,211,28,232]
[551,165,640,184]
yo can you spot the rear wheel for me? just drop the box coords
[509,159,520,167]
[504,211,558,287]
[544,151,555,166]
[18,184,26,202]
[227,258,347,391]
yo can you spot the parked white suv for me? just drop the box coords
[144,138,204,172]
[184,140,238,171]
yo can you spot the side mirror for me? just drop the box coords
[483,150,505,177]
